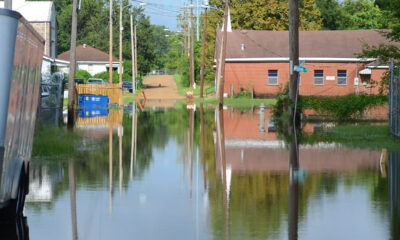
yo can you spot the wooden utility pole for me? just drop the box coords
[183,4,187,56]
[67,0,79,126]
[134,25,138,77]
[119,1,123,86]
[190,1,195,88]
[130,14,135,92]
[69,160,78,240]
[200,6,208,98]
[109,0,113,84]
[289,0,299,162]
[218,0,230,106]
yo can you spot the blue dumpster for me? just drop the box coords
[78,94,109,107]
[79,107,109,118]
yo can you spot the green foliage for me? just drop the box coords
[301,94,388,121]
[234,91,252,99]
[302,125,400,151]
[203,0,322,85]
[75,70,92,81]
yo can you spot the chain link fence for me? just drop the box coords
[39,72,64,125]
[390,60,400,137]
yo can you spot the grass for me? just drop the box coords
[174,74,215,97]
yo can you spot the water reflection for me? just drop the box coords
[0,217,29,240]
[24,106,400,240]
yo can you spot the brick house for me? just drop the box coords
[57,44,120,76]
[215,29,399,97]
[1,0,57,58]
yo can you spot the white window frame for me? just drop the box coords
[268,70,278,85]
[337,70,347,85]
[314,70,324,85]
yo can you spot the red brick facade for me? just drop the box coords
[223,62,387,97]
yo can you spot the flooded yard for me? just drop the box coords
[24,105,400,240]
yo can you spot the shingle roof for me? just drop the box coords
[216,29,399,59]
[58,45,118,62]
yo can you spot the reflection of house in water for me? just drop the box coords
[217,108,381,174]
[26,165,64,202]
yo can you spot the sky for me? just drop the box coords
[134,0,204,31]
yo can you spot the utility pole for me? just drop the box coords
[109,0,113,84]
[288,0,299,166]
[119,1,123,86]
[183,4,187,56]
[196,0,199,42]
[67,0,79,126]
[200,3,208,98]
[134,25,138,77]
[190,1,195,88]
[130,14,135,92]
[218,0,230,106]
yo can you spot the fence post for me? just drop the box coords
[390,60,394,135]
[230,83,233,98]
[251,83,254,99]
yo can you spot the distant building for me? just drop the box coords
[215,29,400,97]
[0,0,57,58]
[57,44,121,76]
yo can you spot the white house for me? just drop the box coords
[58,44,121,76]
[1,0,57,58]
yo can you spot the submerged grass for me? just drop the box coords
[32,122,79,157]
[303,125,400,152]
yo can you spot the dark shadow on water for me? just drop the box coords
[0,217,29,240]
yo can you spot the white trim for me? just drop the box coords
[221,57,376,63]
[79,61,119,64]
[367,65,390,69]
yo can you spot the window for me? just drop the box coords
[314,70,324,85]
[268,70,278,85]
[337,70,347,85]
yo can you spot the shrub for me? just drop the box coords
[75,70,92,81]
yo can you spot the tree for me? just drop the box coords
[202,0,322,84]
[315,0,343,30]
[338,0,386,30]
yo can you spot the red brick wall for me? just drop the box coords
[223,62,387,97]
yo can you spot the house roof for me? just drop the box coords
[216,29,399,60]
[58,45,118,62]
[0,1,54,22]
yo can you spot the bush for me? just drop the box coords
[75,70,92,82]
[234,91,252,99]
[301,94,387,121]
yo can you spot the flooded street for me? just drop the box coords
[25,106,400,240]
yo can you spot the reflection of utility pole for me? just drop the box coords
[218,0,230,106]
[130,103,136,180]
[119,125,123,197]
[216,106,230,240]
[200,104,207,190]
[289,138,299,240]
[200,3,208,98]
[109,125,113,214]
[189,109,194,199]
[69,160,78,240]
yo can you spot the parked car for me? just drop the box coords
[123,81,133,91]
[87,78,105,84]
[74,78,84,84]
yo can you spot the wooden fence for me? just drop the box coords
[76,83,123,105]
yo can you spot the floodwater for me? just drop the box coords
[22,105,400,240]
